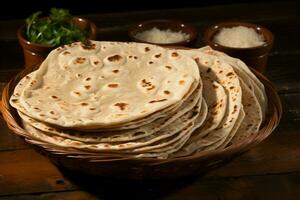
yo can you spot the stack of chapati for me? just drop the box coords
[10,41,267,159]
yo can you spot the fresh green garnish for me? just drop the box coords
[25,8,88,46]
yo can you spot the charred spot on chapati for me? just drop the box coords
[84,85,91,90]
[164,90,171,95]
[154,53,161,58]
[141,79,155,91]
[75,57,86,64]
[114,103,128,111]
[179,80,185,85]
[108,83,119,88]
[51,95,59,100]
[171,52,178,57]
[149,99,167,103]
[226,72,234,77]
[63,51,70,55]
[108,55,122,62]
[81,40,96,50]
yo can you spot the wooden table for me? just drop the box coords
[0,2,299,199]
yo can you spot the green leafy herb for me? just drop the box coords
[25,8,88,46]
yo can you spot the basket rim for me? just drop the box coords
[0,63,282,165]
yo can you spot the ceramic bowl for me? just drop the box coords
[203,21,274,73]
[128,19,198,47]
[17,17,97,68]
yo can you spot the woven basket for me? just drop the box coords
[0,64,282,179]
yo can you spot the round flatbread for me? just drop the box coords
[199,46,267,120]
[11,41,200,129]
[176,49,242,155]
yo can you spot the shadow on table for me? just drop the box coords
[61,167,202,200]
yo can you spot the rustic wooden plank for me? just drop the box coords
[162,172,300,200]
[0,2,299,72]
[0,128,300,196]
[0,79,297,196]
[1,172,299,200]
[0,20,22,40]
[1,2,299,38]
[87,2,300,54]
[0,69,21,84]
[0,83,28,151]
[0,119,28,151]
[0,149,77,196]
[85,2,300,27]
[0,40,23,71]
[206,131,300,178]
[0,191,98,200]
[262,18,300,54]
[0,4,300,86]
[266,54,300,93]
[0,3,298,198]
[279,93,300,126]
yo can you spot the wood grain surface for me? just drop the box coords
[0,2,299,200]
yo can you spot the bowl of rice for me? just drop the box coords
[203,21,274,73]
[128,19,198,47]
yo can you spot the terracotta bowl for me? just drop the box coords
[128,19,198,47]
[17,17,97,68]
[203,21,274,73]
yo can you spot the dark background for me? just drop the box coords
[1,0,291,20]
